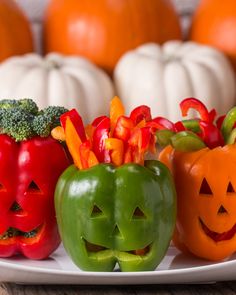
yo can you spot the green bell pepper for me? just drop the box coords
[55,160,176,272]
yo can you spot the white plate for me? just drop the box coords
[0,245,236,285]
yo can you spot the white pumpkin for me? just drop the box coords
[114,41,236,121]
[0,53,114,124]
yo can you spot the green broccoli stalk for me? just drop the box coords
[0,99,68,142]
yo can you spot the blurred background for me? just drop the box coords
[1,0,235,123]
[15,0,200,53]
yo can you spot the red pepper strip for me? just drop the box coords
[148,134,157,154]
[208,109,217,123]
[146,117,175,132]
[128,127,151,153]
[216,115,226,130]
[174,121,186,132]
[130,106,152,125]
[84,116,108,144]
[113,116,134,141]
[92,117,111,163]
[92,116,108,128]
[60,109,87,143]
[180,98,211,123]
[133,147,145,165]
[199,121,224,149]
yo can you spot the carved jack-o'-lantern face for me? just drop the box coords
[0,135,70,259]
[55,161,176,271]
[160,144,236,261]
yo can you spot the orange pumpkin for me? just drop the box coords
[0,0,33,62]
[43,0,182,74]
[160,144,236,261]
[190,0,236,70]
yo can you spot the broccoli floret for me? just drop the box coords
[0,99,68,141]
[0,108,34,141]
[32,115,52,138]
[43,106,68,127]
[18,98,39,115]
[0,99,19,109]
[32,106,68,137]
[0,98,38,114]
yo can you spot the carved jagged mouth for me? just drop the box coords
[199,218,236,242]
[84,239,150,256]
[0,225,42,240]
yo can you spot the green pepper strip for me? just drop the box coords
[156,130,175,147]
[170,131,206,152]
[221,107,236,143]
[182,119,200,133]
[226,129,236,145]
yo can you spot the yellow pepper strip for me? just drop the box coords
[105,138,124,166]
[65,117,83,170]
[51,126,66,141]
[110,96,125,135]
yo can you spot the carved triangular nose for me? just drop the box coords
[112,224,122,238]
[218,205,228,214]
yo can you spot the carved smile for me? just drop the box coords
[0,225,42,240]
[84,239,150,256]
[199,218,236,242]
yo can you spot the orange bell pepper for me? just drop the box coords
[159,144,236,261]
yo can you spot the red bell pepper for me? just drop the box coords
[0,135,70,259]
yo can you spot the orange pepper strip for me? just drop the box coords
[124,146,133,164]
[51,126,65,141]
[110,96,125,135]
[85,124,94,141]
[80,140,99,169]
[105,138,124,166]
[65,117,83,169]
[135,119,146,129]
[88,151,99,168]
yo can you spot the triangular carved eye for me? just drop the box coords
[10,202,22,212]
[27,181,41,193]
[199,178,213,195]
[132,207,146,219]
[91,205,103,217]
[227,182,235,193]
